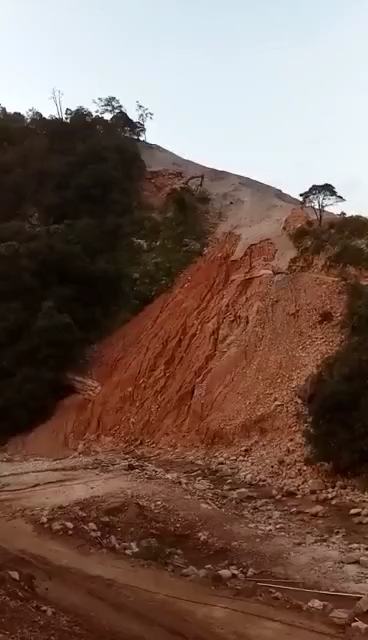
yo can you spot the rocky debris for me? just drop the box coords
[63,521,74,531]
[50,522,63,533]
[359,557,368,569]
[87,522,98,532]
[329,608,352,626]
[350,508,363,516]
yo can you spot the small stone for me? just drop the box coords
[307,599,325,611]
[46,607,54,617]
[307,505,325,517]
[272,591,283,600]
[39,516,48,525]
[89,531,100,538]
[198,569,208,579]
[100,516,110,523]
[329,609,352,626]
[51,522,62,533]
[108,535,118,548]
[309,480,325,493]
[87,522,98,532]
[217,569,232,581]
[181,566,198,577]
[246,568,256,578]
[233,488,249,499]
[63,522,74,531]
[351,620,368,633]
[350,508,363,516]
[342,552,360,564]
[8,571,19,581]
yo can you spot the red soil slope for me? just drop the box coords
[14,232,346,464]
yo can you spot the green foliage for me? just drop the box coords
[292,215,368,473]
[305,283,368,473]
[291,215,368,268]
[125,185,210,310]
[300,183,345,225]
[0,99,209,440]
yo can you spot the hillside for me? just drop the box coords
[11,145,348,490]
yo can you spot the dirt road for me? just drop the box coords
[0,453,354,639]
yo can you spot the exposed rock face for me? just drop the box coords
[12,232,345,463]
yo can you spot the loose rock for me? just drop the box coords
[307,505,325,517]
[351,620,368,634]
[233,488,249,499]
[217,569,232,581]
[87,522,98,532]
[181,566,198,577]
[354,595,368,614]
[342,552,360,564]
[8,571,19,581]
[309,480,325,493]
[329,609,352,626]
[307,599,325,611]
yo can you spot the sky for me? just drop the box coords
[1,0,368,213]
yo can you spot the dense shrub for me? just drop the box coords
[291,216,368,473]
[291,215,368,268]
[0,100,210,440]
[305,282,368,473]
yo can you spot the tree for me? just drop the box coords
[50,88,64,120]
[136,101,154,140]
[299,183,345,226]
[93,96,125,118]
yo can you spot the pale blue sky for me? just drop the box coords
[1,0,368,212]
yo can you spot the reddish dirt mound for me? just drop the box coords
[13,233,346,463]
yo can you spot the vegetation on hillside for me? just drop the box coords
[0,97,210,440]
[291,214,368,473]
[291,214,368,269]
[300,183,345,226]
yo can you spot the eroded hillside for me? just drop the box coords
[11,147,347,490]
